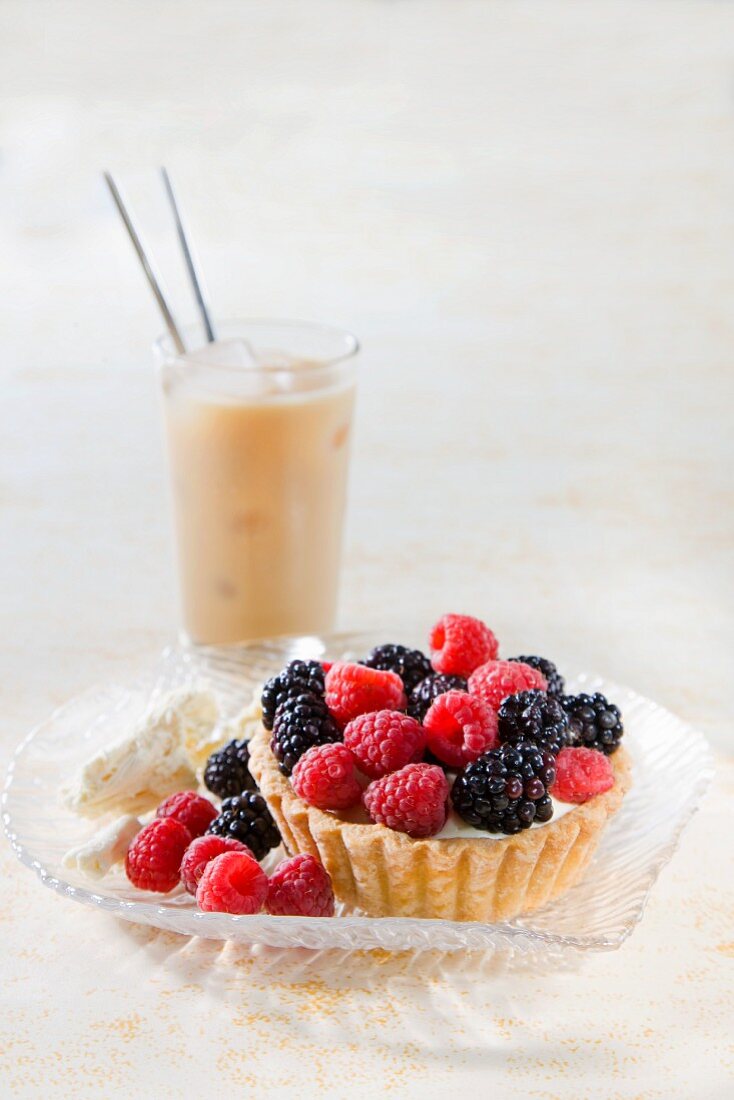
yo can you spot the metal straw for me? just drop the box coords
[103,171,187,354]
[159,167,216,343]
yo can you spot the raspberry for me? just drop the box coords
[498,690,570,755]
[468,659,547,712]
[156,790,218,838]
[204,739,257,798]
[560,693,624,755]
[509,655,565,696]
[261,660,326,730]
[180,834,249,895]
[363,763,449,838]
[423,690,499,768]
[325,662,406,730]
[429,614,499,677]
[343,710,426,779]
[207,791,281,861]
[196,851,268,914]
[363,644,432,693]
[552,746,615,803]
[291,743,362,811]
[266,853,335,917]
[407,672,467,721]
[271,691,341,775]
[124,817,191,893]
[451,742,556,835]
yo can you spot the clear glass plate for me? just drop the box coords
[2,632,714,956]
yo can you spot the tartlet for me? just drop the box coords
[249,724,632,922]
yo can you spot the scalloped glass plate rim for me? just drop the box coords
[2,633,714,954]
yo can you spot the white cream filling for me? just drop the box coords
[334,794,575,838]
[435,798,575,840]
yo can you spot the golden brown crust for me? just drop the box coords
[249,726,632,922]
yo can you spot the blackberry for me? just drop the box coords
[408,673,468,721]
[261,660,325,730]
[560,692,624,755]
[451,741,556,835]
[509,655,565,696]
[203,739,257,799]
[498,690,570,755]
[270,691,341,775]
[363,644,432,693]
[206,791,281,861]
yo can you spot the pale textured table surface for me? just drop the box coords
[1,2,732,1097]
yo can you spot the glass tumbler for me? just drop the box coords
[155,319,359,644]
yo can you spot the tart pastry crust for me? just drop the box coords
[249,725,632,922]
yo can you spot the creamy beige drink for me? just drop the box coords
[157,322,358,644]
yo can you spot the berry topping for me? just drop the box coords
[203,739,258,799]
[207,791,281,861]
[551,746,615,803]
[261,660,326,730]
[509,655,565,696]
[156,790,218,838]
[180,834,249,895]
[408,673,468,721]
[266,853,335,917]
[423,690,499,768]
[363,644,432,693]
[451,742,556,835]
[497,690,571,755]
[325,662,406,730]
[271,691,341,776]
[429,614,499,677]
[560,692,624,755]
[363,763,449,838]
[196,851,269,914]
[124,817,191,893]
[468,659,547,712]
[291,742,362,811]
[343,710,426,779]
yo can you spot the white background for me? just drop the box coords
[1,2,733,1097]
